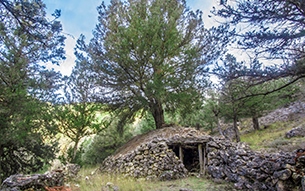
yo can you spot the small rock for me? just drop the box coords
[179,188,193,191]
[273,169,292,180]
[276,180,286,191]
[302,176,305,191]
[286,125,305,138]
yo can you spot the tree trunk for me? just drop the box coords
[151,99,165,129]
[252,116,260,130]
[213,110,223,136]
[72,138,80,163]
[216,117,224,136]
[233,117,240,142]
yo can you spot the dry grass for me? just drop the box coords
[240,122,289,150]
[240,119,305,151]
[69,167,235,191]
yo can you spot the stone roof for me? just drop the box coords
[112,126,209,159]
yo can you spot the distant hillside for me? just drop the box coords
[239,101,305,152]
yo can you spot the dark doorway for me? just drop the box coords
[169,145,200,173]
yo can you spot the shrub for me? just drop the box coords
[82,128,132,165]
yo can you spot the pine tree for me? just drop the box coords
[89,0,212,129]
[212,0,305,88]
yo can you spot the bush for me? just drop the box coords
[82,128,132,166]
[0,138,57,182]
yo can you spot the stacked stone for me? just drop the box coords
[64,163,80,180]
[0,163,80,191]
[293,150,305,191]
[100,138,188,180]
[207,137,303,191]
[259,101,305,127]
[286,124,305,138]
[0,171,65,191]
[99,126,305,190]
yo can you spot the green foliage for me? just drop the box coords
[53,36,106,163]
[211,54,301,141]
[134,111,155,134]
[213,0,305,63]
[58,142,86,166]
[54,102,105,164]
[82,127,132,166]
[212,0,305,94]
[0,0,65,181]
[241,78,300,118]
[88,0,212,129]
[200,99,219,131]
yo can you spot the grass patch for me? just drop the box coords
[70,167,235,191]
[241,122,287,149]
[240,120,304,151]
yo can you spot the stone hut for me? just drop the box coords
[100,126,210,180]
[100,126,305,190]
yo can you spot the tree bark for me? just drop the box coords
[233,117,240,142]
[150,99,165,129]
[252,116,260,130]
[72,138,80,163]
[216,117,224,136]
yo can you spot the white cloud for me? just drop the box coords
[45,35,76,76]
[187,0,218,29]
[60,36,76,76]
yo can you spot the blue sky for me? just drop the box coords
[43,0,218,75]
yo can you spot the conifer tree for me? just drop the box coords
[89,0,213,129]
[213,0,305,88]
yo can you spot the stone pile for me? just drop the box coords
[100,138,188,180]
[0,163,80,191]
[286,124,305,138]
[295,149,305,187]
[207,137,305,191]
[259,101,305,126]
[64,163,80,180]
[0,171,64,191]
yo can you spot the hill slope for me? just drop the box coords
[240,101,305,152]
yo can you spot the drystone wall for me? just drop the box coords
[100,131,305,191]
[100,138,188,180]
[207,137,305,191]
